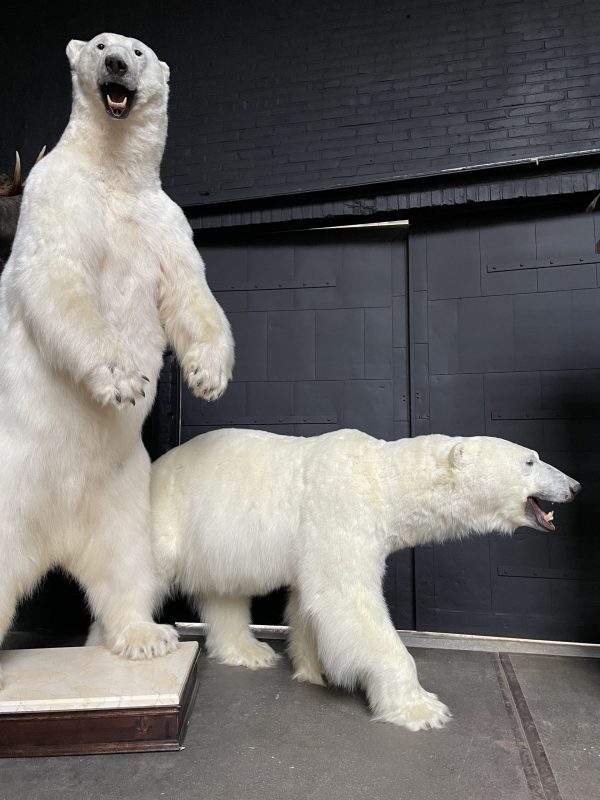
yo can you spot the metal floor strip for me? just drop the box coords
[176,622,600,658]
[493,654,546,800]
[496,653,564,800]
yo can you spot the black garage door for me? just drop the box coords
[413,207,600,642]
[182,227,415,629]
[181,212,600,642]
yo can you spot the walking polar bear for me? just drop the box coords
[0,33,233,688]
[89,428,580,730]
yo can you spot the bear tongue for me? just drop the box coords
[529,497,555,531]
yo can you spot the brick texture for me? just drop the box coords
[2,0,600,207]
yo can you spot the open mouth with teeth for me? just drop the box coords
[526,497,555,531]
[100,82,136,119]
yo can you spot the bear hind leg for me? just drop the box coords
[0,541,49,688]
[75,556,177,660]
[285,589,326,686]
[84,619,105,647]
[67,453,177,661]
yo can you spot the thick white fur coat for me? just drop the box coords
[0,33,233,688]
[102,427,578,731]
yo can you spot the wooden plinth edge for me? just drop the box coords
[0,650,200,758]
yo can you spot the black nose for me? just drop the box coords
[105,55,128,76]
[570,482,582,496]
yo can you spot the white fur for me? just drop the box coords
[0,32,234,688]
[90,428,579,731]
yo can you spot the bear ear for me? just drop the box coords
[449,441,466,468]
[160,61,170,83]
[66,39,86,67]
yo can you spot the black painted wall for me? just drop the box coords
[2,0,600,208]
[410,205,600,641]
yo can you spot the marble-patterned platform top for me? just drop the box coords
[0,641,198,713]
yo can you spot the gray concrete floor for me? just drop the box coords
[1,637,599,800]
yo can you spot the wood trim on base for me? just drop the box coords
[0,651,200,758]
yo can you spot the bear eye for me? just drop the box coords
[134,49,143,57]
[96,43,105,50]
[526,458,534,466]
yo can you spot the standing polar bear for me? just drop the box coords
[90,428,580,731]
[0,33,234,688]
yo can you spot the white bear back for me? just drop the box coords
[151,429,310,597]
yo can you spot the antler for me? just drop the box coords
[12,151,22,191]
[587,192,600,213]
[0,152,22,197]
[0,147,47,198]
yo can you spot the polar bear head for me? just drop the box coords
[448,436,580,534]
[66,32,170,121]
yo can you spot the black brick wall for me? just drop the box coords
[2,0,600,207]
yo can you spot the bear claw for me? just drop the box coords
[85,360,149,408]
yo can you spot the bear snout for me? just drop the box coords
[105,55,128,76]
[556,476,581,503]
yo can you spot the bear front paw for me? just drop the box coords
[182,339,233,402]
[85,359,150,408]
[373,686,452,731]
